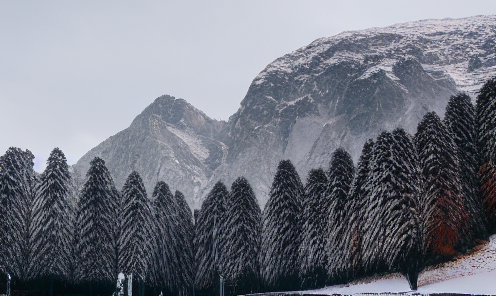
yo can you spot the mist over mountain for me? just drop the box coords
[74,15,496,209]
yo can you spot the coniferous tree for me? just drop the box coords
[476,77,496,233]
[149,183,193,295]
[259,160,303,292]
[194,181,228,295]
[477,77,496,166]
[445,94,487,241]
[325,148,354,283]
[67,166,85,283]
[299,168,328,289]
[389,128,422,290]
[479,163,496,233]
[119,171,153,295]
[111,186,122,280]
[78,157,118,285]
[0,147,37,282]
[361,132,395,274]
[67,181,79,284]
[32,148,72,284]
[345,139,374,279]
[174,190,194,296]
[222,177,261,295]
[415,112,469,258]
[361,131,422,290]
[150,181,179,294]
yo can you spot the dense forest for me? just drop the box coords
[0,77,495,296]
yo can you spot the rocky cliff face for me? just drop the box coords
[74,95,228,203]
[74,15,496,209]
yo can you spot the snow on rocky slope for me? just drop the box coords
[75,15,496,209]
[303,235,496,295]
[254,15,496,99]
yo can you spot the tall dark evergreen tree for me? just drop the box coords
[325,148,355,283]
[150,181,179,294]
[194,181,229,295]
[299,168,328,289]
[389,128,422,290]
[32,148,72,284]
[445,93,487,241]
[222,177,262,295]
[345,139,374,279]
[77,157,118,284]
[476,77,496,166]
[476,77,496,233]
[67,167,85,283]
[479,162,496,233]
[150,183,193,295]
[361,132,395,274]
[174,190,194,296]
[119,171,153,295]
[259,160,303,292]
[0,147,37,282]
[414,112,469,258]
[361,131,422,290]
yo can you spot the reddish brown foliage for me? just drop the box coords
[431,222,458,256]
[429,181,469,256]
[479,162,496,232]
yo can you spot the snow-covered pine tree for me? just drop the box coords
[111,186,121,280]
[325,148,355,284]
[174,190,194,296]
[0,147,37,282]
[360,130,422,291]
[476,77,496,233]
[361,132,395,274]
[222,177,261,295]
[388,128,422,290]
[445,94,487,241]
[345,139,374,280]
[119,171,153,293]
[77,157,119,284]
[259,160,303,292]
[150,181,180,294]
[477,77,496,166]
[67,166,85,283]
[31,148,72,283]
[194,181,228,295]
[414,112,469,258]
[299,168,328,289]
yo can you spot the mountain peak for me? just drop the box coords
[75,15,496,209]
[131,95,226,139]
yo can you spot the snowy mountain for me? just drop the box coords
[74,15,496,208]
[74,96,228,204]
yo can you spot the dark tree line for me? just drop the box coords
[1,77,495,295]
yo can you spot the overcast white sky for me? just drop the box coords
[1,1,495,171]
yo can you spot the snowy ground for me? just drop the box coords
[304,235,496,295]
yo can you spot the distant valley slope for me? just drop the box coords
[74,15,496,209]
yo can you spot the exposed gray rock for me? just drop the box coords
[74,15,496,209]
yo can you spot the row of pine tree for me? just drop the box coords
[1,77,495,295]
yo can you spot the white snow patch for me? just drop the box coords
[166,125,209,161]
[357,59,399,81]
[304,235,496,295]
[255,15,495,98]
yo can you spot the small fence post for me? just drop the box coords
[128,273,132,296]
[7,274,11,296]
[219,275,224,296]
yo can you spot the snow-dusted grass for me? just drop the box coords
[304,235,496,295]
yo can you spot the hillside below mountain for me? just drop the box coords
[74,15,496,208]
[302,234,496,295]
